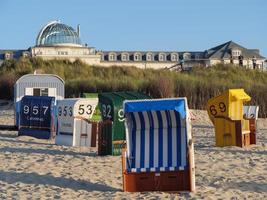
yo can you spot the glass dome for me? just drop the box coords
[36,21,82,46]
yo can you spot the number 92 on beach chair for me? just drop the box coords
[122,98,195,192]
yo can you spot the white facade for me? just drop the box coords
[1,21,265,70]
[31,46,101,65]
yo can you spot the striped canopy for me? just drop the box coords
[124,98,190,173]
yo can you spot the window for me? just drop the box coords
[109,53,117,61]
[23,52,29,58]
[146,53,153,61]
[58,51,68,55]
[122,54,129,61]
[33,88,49,96]
[195,54,200,60]
[159,53,166,61]
[183,53,191,60]
[96,52,104,60]
[4,53,11,60]
[109,54,116,61]
[232,49,241,57]
[36,50,42,55]
[134,53,141,61]
[89,48,95,54]
[171,53,178,62]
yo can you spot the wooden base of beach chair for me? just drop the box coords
[235,121,253,148]
[123,170,191,192]
[249,119,256,145]
[98,120,112,155]
[122,149,192,192]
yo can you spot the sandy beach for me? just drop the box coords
[0,103,266,199]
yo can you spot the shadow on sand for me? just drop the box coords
[225,181,267,192]
[199,146,266,156]
[0,170,120,192]
[0,135,55,146]
[0,131,17,138]
[0,146,97,157]
[192,125,214,129]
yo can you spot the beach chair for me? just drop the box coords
[18,96,56,139]
[55,98,98,147]
[243,106,259,144]
[207,89,256,147]
[122,98,195,192]
[98,92,150,156]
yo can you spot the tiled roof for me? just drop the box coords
[206,41,265,59]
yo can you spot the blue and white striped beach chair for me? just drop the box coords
[122,98,195,192]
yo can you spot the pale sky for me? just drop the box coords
[0,0,266,57]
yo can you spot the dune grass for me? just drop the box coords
[1,57,267,117]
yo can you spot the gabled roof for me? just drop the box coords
[206,41,265,59]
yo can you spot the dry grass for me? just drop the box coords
[1,58,267,117]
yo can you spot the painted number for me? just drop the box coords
[58,105,72,117]
[23,105,29,114]
[69,106,73,117]
[210,105,217,116]
[78,105,84,115]
[118,109,125,122]
[86,105,92,115]
[33,106,39,115]
[23,105,49,115]
[219,102,226,112]
[78,104,93,115]
[210,102,226,116]
[243,113,255,119]
[63,106,68,116]
[58,106,62,116]
[43,106,49,115]
[102,104,112,119]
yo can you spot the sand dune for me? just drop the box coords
[0,108,266,199]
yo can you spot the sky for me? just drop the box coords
[0,0,267,57]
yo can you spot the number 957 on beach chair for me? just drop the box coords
[122,98,195,192]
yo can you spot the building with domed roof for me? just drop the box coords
[36,21,81,46]
[0,21,266,70]
[30,21,100,65]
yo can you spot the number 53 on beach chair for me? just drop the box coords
[122,98,195,192]
[55,98,98,147]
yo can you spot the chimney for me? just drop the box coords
[77,24,80,37]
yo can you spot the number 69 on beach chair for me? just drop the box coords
[122,98,195,192]
[207,89,257,147]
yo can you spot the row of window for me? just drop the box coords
[231,49,242,57]
[97,52,194,62]
[4,52,30,60]
[58,51,68,55]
